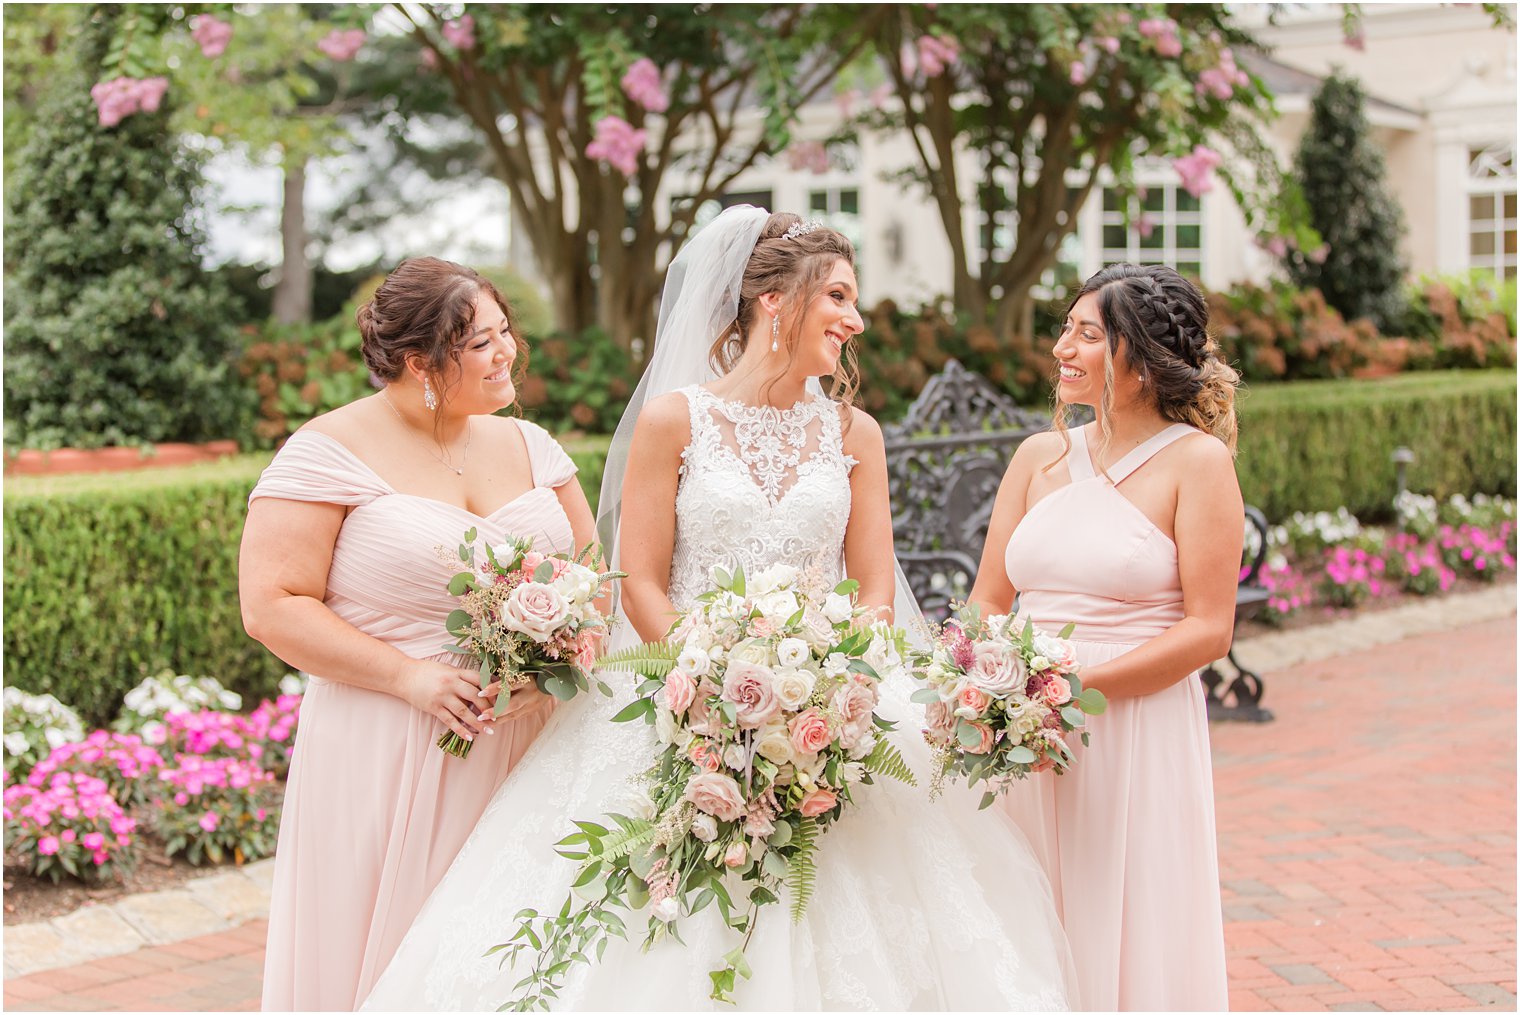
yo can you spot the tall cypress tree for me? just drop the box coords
[1285,70,1407,330]
[4,10,247,450]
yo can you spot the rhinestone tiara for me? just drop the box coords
[782,219,825,242]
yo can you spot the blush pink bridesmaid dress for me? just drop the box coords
[1000,422,1229,1011]
[250,420,578,1011]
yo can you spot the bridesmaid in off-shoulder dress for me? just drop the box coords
[971,264,1242,1011]
[240,258,602,1011]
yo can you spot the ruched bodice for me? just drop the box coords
[250,424,578,663]
[1004,423,1191,643]
[667,385,855,610]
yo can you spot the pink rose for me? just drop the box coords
[683,771,745,821]
[665,669,696,714]
[722,841,748,868]
[37,836,59,856]
[1041,675,1073,706]
[722,660,782,729]
[964,721,996,755]
[574,633,599,673]
[789,708,834,756]
[749,616,778,638]
[799,788,838,817]
[957,685,990,714]
[520,551,547,575]
[968,641,1026,694]
[830,682,877,749]
[502,582,569,642]
[688,740,722,772]
[686,679,722,736]
[924,700,956,743]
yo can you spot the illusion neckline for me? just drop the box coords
[690,384,827,420]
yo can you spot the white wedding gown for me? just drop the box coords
[363,387,1074,1011]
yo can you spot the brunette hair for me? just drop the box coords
[707,212,862,410]
[355,256,527,411]
[1051,263,1239,465]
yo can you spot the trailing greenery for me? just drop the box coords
[1283,71,1407,330]
[1235,371,1516,522]
[3,14,248,452]
[3,439,610,726]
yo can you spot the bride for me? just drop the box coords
[363,207,1075,1010]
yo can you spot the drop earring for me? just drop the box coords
[424,376,438,411]
[771,314,780,353]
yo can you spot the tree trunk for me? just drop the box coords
[272,156,312,325]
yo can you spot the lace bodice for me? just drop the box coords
[668,385,857,610]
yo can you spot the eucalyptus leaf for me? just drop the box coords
[910,687,941,705]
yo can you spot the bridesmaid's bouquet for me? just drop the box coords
[437,527,623,758]
[494,564,917,1007]
[912,607,1106,806]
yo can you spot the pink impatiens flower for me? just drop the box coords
[586,115,647,177]
[621,57,669,113]
[1172,144,1223,198]
[198,811,220,832]
[191,15,234,58]
[317,28,366,63]
[38,836,59,856]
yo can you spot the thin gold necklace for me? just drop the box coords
[380,391,471,476]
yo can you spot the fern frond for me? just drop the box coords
[785,818,818,923]
[864,737,918,786]
[598,821,657,861]
[595,640,682,676]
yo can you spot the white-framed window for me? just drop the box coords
[807,186,862,263]
[1100,184,1203,279]
[1468,143,1516,279]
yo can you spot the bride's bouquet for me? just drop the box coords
[494,564,917,1007]
[912,607,1106,806]
[437,527,623,758]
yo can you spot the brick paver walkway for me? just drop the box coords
[4,616,1514,1012]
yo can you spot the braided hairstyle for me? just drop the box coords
[1054,263,1239,457]
[706,212,861,411]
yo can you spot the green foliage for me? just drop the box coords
[517,329,636,435]
[1284,71,1407,330]
[1235,371,1517,522]
[3,18,248,452]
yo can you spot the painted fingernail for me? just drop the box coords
[485,728,494,735]
[476,689,488,697]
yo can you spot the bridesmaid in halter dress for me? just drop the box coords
[240,258,600,1010]
[969,264,1242,1011]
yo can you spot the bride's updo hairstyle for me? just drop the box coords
[709,212,862,409]
[356,256,526,410]
[1052,263,1239,465]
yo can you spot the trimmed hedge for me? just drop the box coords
[5,372,1512,720]
[3,440,609,727]
[1235,371,1516,521]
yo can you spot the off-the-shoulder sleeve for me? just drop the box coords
[516,419,579,489]
[248,431,392,507]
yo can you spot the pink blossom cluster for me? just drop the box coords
[191,15,234,58]
[90,76,169,128]
[26,730,164,806]
[1434,522,1516,579]
[1172,144,1222,199]
[1197,47,1250,100]
[1322,545,1391,606]
[621,57,669,114]
[1386,534,1457,596]
[442,15,476,52]
[318,28,366,63]
[586,115,647,178]
[915,34,961,78]
[244,695,302,776]
[3,771,138,879]
[1138,17,1183,58]
[154,754,278,864]
[1255,559,1314,620]
[784,140,830,175]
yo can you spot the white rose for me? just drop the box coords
[772,669,816,710]
[622,785,658,822]
[652,897,680,922]
[750,563,798,595]
[822,592,853,625]
[755,591,800,625]
[677,646,712,677]
[552,564,598,605]
[776,638,809,668]
[1029,655,1050,672]
[755,721,796,766]
[799,609,835,650]
[848,728,877,760]
[839,761,866,784]
[723,743,748,770]
[691,813,718,842]
[863,636,903,680]
[822,653,850,677]
[654,706,682,746]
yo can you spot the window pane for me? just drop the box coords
[1177,261,1202,277]
[1103,189,1123,212]
[1176,224,1202,249]
[1505,229,1517,255]
[1471,194,1496,220]
[1139,227,1164,250]
[1505,193,1517,219]
[839,189,859,215]
[1176,190,1201,212]
[1471,231,1496,256]
[1141,188,1165,212]
[1103,224,1129,249]
[810,191,829,214]
[1139,255,1165,266]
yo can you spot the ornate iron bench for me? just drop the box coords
[884,359,1274,722]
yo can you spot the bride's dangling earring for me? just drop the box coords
[771,314,780,353]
